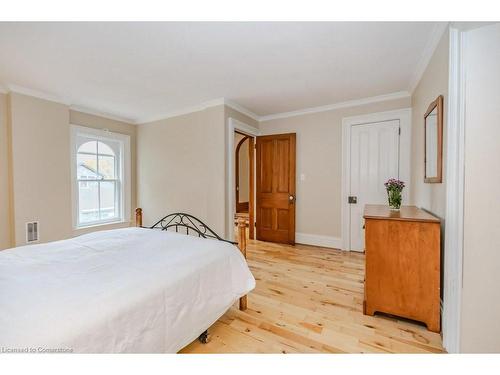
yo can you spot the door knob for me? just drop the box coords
[289,195,295,203]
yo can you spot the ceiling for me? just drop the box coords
[0,22,446,123]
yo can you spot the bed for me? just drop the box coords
[0,209,255,353]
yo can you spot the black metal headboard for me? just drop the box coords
[148,212,236,245]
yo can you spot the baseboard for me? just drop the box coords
[295,232,342,249]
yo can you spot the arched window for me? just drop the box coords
[72,126,130,228]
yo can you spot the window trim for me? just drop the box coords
[70,125,131,230]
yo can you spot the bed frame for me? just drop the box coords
[135,208,249,313]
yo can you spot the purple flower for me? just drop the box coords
[384,178,405,191]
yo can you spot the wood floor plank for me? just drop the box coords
[180,239,444,353]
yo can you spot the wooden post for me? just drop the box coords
[237,218,248,311]
[135,208,142,227]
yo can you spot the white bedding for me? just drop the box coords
[0,227,255,353]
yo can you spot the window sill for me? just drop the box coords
[73,220,132,233]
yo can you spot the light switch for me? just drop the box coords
[300,173,306,181]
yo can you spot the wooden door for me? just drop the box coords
[256,133,296,244]
[349,120,400,251]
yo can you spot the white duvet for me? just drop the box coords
[0,227,255,353]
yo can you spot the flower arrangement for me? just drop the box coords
[384,178,405,210]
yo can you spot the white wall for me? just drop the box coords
[408,29,449,310]
[0,93,12,249]
[137,104,258,238]
[259,97,411,242]
[9,93,73,244]
[410,29,449,220]
[2,92,137,247]
[137,105,226,235]
[460,23,500,353]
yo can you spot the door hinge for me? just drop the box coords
[398,127,401,135]
[254,222,257,227]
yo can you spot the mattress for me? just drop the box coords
[0,227,255,353]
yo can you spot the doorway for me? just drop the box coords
[255,133,296,244]
[341,109,411,252]
[227,118,259,243]
[234,131,255,241]
[349,120,400,251]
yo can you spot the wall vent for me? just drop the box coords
[26,222,39,243]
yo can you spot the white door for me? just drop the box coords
[349,120,400,252]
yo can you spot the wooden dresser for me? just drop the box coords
[363,205,441,332]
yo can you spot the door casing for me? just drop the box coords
[226,118,259,242]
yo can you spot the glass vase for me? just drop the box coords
[387,189,402,210]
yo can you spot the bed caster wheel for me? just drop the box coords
[198,330,210,344]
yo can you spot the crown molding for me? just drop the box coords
[136,98,260,124]
[223,99,260,122]
[408,22,449,93]
[136,98,226,124]
[450,21,495,31]
[259,91,411,122]
[6,84,72,105]
[2,84,411,126]
[69,105,136,124]
[1,83,137,124]
[0,83,257,125]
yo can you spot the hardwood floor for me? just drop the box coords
[181,239,444,353]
